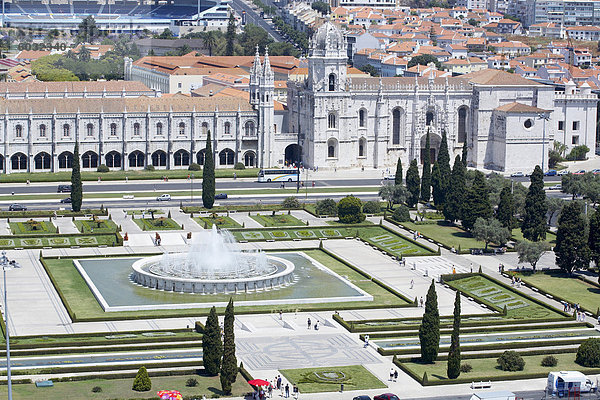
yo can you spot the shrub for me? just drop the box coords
[234,162,245,170]
[188,163,202,171]
[541,355,557,367]
[132,366,152,391]
[497,351,525,371]
[459,363,472,373]
[315,199,337,216]
[566,145,590,161]
[362,201,381,214]
[145,165,155,171]
[96,164,109,173]
[392,205,411,222]
[186,378,198,387]
[281,197,301,209]
[337,195,365,224]
[576,338,600,367]
[92,386,102,393]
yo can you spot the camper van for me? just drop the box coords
[547,371,597,395]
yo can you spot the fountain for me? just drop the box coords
[131,226,295,294]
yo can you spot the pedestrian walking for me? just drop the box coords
[389,368,394,381]
[293,384,298,399]
[279,311,283,320]
[364,334,369,348]
[419,296,424,307]
[410,279,414,289]
[307,318,311,330]
[314,320,319,330]
[277,376,282,390]
[394,370,398,382]
[285,384,290,398]
[268,384,273,398]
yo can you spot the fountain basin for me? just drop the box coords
[131,254,295,294]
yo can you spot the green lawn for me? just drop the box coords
[126,209,165,216]
[327,219,374,225]
[0,235,117,248]
[195,215,242,229]
[511,229,557,245]
[400,353,584,384]
[280,365,386,393]
[445,275,563,319]
[10,220,57,234]
[357,226,435,257]
[0,373,251,399]
[516,270,600,312]
[75,219,119,233]
[6,330,200,347]
[134,217,181,231]
[251,213,304,227]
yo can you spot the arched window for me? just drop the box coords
[82,151,98,168]
[426,111,434,126]
[327,138,337,158]
[15,124,22,138]
[219,148,235,165]
[178,122,185,135]
[10,153,27,170]
[105,151,121,168]
[224,121,231,135]
[359,137,366,157]
[458,106,467,143]
[244,151,256,167]
[174,149,190,166]
[110,123,117,136]
[39,124,46,137]
[86,123,94,136]
[201,122,208,135]
[128,151,144,167]
[244,121,255,136]
[328,113,336,129]
[359,109,367,128]
[196,149,205,166]
[392,107,404,145]
[58,151,73,169]
[156,122,163,136]
[34,152,51,169]
[63,124,70,137]
[152,150,167,167]
[133,122,140,136]
[328,73,336,91]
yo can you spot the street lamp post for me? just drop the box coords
[538,113,550,172]
[1,251,20,400]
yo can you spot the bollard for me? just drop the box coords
[340,384,344,393]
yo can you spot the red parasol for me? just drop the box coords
[248,379,271,386]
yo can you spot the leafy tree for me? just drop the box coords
[421,131,432,202]
[202,131,215,209]
[203,31,217,56]
[363,201,381,214]
[408,54,441,70]
[562,173,586,199]
[497,351,525,371]
[281,197,300,209]
[267,41,300,57]
[77,15,100,44]
[555,202,590,274]
[462,171,492,230]
[576,338,600,367]
[379,184,408,209]
[239,24,271,56]
[71,142,82,212]
[467,18,479,26]
[461,141,468,167]
[311,1,331,14]
[225,12,236,56]
[132,366,151,391]
[566,145,590,161]
[337,195,365,224]
[443,156,466,222]
[406,159,420,207]
[392,205,411,222]
[473,218,511,249]
[546,197,565,226]
[496,186,515,230]
[419,280,440,363]
[521,166,547,241]
[548,150,563,169]
[78,45,91,62]
[447,291,461,379]
[220,299,237,393]
[516,240,551,271]
[315,199,337,216]
[590,210,600,267]
[156,28,174,39]
[359,64,379,77]
[395,157,403,185]
[202,306,223,375]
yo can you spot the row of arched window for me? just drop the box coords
[12,121,256,138]
[325,137,367,159]
[4,149,257,170]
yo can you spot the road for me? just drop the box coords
[230,0,284,41]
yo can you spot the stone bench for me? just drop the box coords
[471,381,492,389]
[123,195,135,199]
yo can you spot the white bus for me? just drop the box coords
[258,168,300,182]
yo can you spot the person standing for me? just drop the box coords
[389,368,394,381]
[277,376,282,391]
[364,334,370,348]
[307,318,311,330]
[285,384,290,398]
[410,279,414,289]
[394,370,398,382]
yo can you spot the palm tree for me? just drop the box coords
[203,31,217,56]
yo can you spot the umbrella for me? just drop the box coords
[157,390,183,400]
[248,379,271,387]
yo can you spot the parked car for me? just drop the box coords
[156,194,171,201]
[547,184,562,191]
[557,170,569,176]
[57,184,72,193]
[215,193,228,199]
[592,169,600,175]
[60,197,72,203]
[383,174,396,180]
[573,170,586,175]
[510,172,524,177]
[374,394,399,400]
[544,169,557,176]
[353,396,372,400]
[8,204,27,211]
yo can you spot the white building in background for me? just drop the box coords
[524,0,600,27]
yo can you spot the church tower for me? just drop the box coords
[251,47,274,168]
[308,19,347,93]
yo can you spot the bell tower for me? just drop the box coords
[308,20,347,93]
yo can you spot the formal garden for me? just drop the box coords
[195,214,242,229]
[74,217,119,233]
[250,213,305,227]
[10,219,57,234]
[280,365,386,393]
[133,216,181,231]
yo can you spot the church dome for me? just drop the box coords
[313,20,344,53]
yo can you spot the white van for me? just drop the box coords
[547,371,597,395]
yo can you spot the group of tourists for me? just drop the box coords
[389,368,399,382]
[307,317,319,331]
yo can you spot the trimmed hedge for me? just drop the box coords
[0,209,107,218]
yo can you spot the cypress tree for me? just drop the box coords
[431,161,443,207]
[421,130,432,202]
[220,298,238,393]
[202,306,223,376]
[589,210,600,268]
[71,142,82,212]
[497,186,515,231]
[419,280,440,363]
[394,157,403,185]
[443,156,466,222]
[225,12,236,56]
[461,141,468,168]
[132,366,151,391]
[437,130,451,207]
[555,202,590,274]
[447,291,461,379]
[406,159,420,207]
[522,165,548,241]
[462,171,492,230]
[202,131,216,209]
